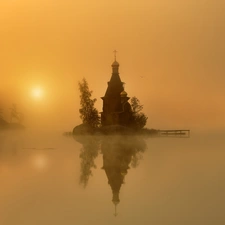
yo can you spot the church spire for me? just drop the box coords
[113,50,117,61]
[112,192,120,217]
[114,203,118,217]
[112,50,119,74]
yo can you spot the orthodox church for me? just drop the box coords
[101,55,132,127]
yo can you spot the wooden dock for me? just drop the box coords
[158,130,190,138]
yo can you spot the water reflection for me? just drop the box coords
[0,131,22,161]
[74,134,147,215]
[1,131,224,223]
[74,135,100,188]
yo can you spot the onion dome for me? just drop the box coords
[120,90,127,97]
[112,192,120,205]
[111,60,119,67]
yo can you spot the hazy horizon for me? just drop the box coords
[1,0,225,132]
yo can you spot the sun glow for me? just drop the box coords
[32,154,48,170]
[32,87,43,99]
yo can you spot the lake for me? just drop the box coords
[0,129,224,225]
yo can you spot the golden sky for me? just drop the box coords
[0,0,225,131]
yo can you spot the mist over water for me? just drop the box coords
[1,0,225,223]
[0,129,224,225]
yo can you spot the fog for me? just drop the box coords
[1,2,225,222]
[0,129,225,224]
[1,0,225,131]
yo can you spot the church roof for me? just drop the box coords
[103,60,124,98]
[112,60,119,67]
[120,90,127,97]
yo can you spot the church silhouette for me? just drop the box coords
[101,54,132,127]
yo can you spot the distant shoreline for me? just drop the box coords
[0,119,25,130]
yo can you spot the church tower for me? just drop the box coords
[101,52,132,126]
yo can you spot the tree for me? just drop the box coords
[78,78,100,128]
[9,104,24,123]
[130,96,148,130]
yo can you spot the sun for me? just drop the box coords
[32,87,43,99]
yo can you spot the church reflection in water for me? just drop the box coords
[74,135,147,215]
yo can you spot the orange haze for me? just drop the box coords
[1,0,225,132]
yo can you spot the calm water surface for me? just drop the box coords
[0,129,224,225]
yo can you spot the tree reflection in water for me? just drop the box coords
[74,135,100,188]
[74,134,147,215]
[0,132,21,161]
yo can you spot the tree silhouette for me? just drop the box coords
[78,78,100,128]
[130,97,148,130]
[9,104,23,123]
